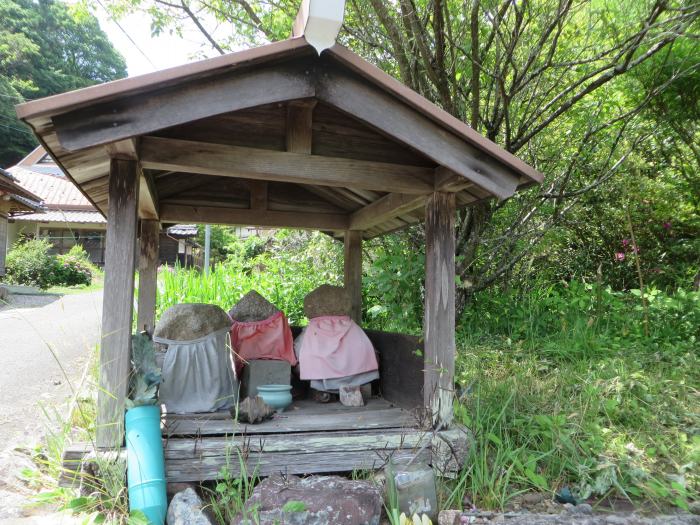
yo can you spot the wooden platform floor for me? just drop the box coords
[62,398,470,485]
[163,397,419,437]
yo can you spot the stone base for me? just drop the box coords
[241,360,291,399]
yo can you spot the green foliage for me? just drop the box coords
[450,283,700,510]
[5,239,98,289]
[56,245,94,287]
[126,333,161,408]
[0,0,127,165]
[5,238,60,289]
[157,230,342,325]
[203,446,259,524]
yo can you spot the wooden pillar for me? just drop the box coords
[96,159,139,448]
[423,192,456,428]
[0,214,7,277]
[344,230,362,324]
[137,219,159,334]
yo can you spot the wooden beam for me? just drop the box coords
[344,230,363,324]
[434,166,474,192]
[159,204,349,230]
[286,99,316,153]
[137,220,159,334]
[248,181,268,210]
[349,193,425,230]
[423,192,455,428]
[97,159,139,448]
[140,136,435,195]
[105,138,138,160]
[138,171,159,220]
[52,62,316,151]
[317,68,521,199]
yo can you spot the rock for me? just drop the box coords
[522,493,546,506]
[229,290,279,322]
[235,474,382,525]
[689,501,700,515]
[154,303,231,341]
[242,360,291,399]
[234,396,276,424]
[303,285,351,319]
[167,487,213,525]
[167,482,198,498]
[0,286,9,303]
[438,510,461,525]
[79,451,126,498]
[339,385,364,407]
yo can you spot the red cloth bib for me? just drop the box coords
[230,311,296,375]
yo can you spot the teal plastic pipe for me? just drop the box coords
[125,405,167,524]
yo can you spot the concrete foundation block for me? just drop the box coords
[241,360,291,399]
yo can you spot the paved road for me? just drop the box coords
[0,290,103,446]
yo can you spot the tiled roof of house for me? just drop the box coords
[12,210,106,224]
[8,165,93,210]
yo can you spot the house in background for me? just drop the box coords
[3,147,200,268]
[0,168,43,276]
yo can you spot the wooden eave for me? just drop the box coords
[16,37,542,238]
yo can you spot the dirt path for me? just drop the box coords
[0,290,102,446]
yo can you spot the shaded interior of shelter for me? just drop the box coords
[162,329,425,440]
[55,94,494,239]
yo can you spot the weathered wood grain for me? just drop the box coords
[344,230,363,324]
[423,192,456,428]
[137,220,159,333]
[317,68,520,199]
[349,193,425,230]
[96,159,139,448]
[140,136,435,194]
[159,204,349,231]
[53,63,316,151]
[60,425,471,484]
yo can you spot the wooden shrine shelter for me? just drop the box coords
[16,6,542,482]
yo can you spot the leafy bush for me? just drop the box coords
[5,239,60,289]
[55,245,93,286]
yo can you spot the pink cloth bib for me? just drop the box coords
[299,315,378,380]
[230,311,296,375]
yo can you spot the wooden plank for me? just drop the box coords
[52,62,316,151]
[163,407,415,436]
[140,136,435,195]
[248,181,268,210]
[317,68,520,199]
[423,193,456,428]
[61,426,470,484]
[96,159,139,448]
[138,171,159,220]
[344,230,362,324]
[159,204,349,230]
[349,193,425,230]
[137,220,159,333]
[286,99,316,153]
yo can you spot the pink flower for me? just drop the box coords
[615,252,626,262]
[622,239,630,247]
[662,222,671,230]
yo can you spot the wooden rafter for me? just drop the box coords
[159,204,349,230]
[140,136,435,195]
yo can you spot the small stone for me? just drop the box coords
[167,487,213,525]
[229,290,279,322]
[522,493,545,506]
[234,396,276,424]
[572,503,593,515]
[689,501,700,515]
[438,510,461,525]
[0,286,9,303]
[53,379,62,385]
[154,303,231,341]
[339,385,364,407]
[303,284,351,319]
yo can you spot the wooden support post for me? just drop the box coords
[137,219,159,334]
[0,214,7,277]
[344,230,362,324]
[96,159,139,448]
[423,192,456,428]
